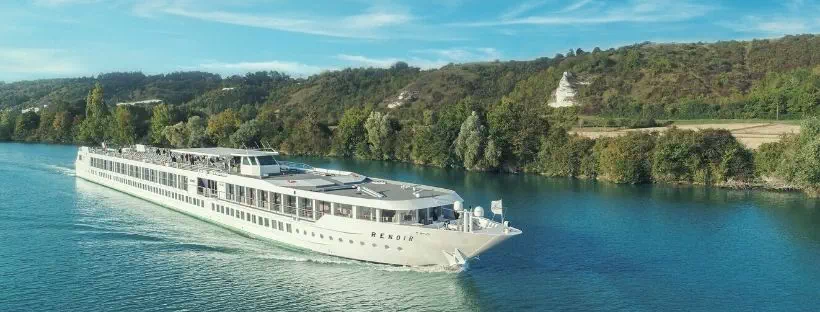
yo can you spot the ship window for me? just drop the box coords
[303,231,307,236]
[286,224,291,233]
[397,247,403,251]
[357,206,375,221]
[311,232,315,237]
[249,157,258,165]
[338,238,343,242]
[349,240,353,244]
[264,218,269,227]
[381,209,396,223]
[360,241,364,246]
[278,221,283,231]
[320,234,324,239]
[329,236,333,241]
[295,229,299,234]
[242,157,250,165]
[335,204,352,218]
[257,156,277,166]
[384,245,389,250]
[372,243,377,247]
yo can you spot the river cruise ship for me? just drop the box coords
[75,145,521,267]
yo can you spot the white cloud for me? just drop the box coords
[413,47,502,61]
[500,0,548,20]
[0,48,85,78]
[194,60,325,76]
[458,0,713,26]
[559,0,594,13]
[338,48,502,70]
[721,1,820,36]
[337,54,401,68]
[32,0,99,7]
[136,2,413,39]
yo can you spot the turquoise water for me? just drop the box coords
[1,143,819,312]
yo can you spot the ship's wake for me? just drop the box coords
[44,164,76,176]
[251,249,466,274]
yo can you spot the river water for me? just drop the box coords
[1,143,818,311]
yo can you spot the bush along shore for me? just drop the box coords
[3,82,820,197]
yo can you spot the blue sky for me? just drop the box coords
[0,0,817,82]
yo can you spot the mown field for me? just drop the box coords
[571,120,801,149]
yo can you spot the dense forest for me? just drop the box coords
[3,34,820,194]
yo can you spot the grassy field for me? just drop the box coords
[571,120,801,149]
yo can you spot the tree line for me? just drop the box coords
[3,34,820,195]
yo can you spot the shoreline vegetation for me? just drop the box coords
[3,34,820,196]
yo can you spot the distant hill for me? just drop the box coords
[3,34,820,122]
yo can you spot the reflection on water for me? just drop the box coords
[1,143,819,311]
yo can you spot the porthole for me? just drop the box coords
[311,232,315,237]
[384,245,390,249]
[296,229,299,234]
[360,241,365,246]
[349,240,353,244]
[397,247,403,251]
[320,234,324,239]
[329,236,333,241]
[303,231,307,236]
[372,243,377,247]
[338,238,343,242]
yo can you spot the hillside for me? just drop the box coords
[3,34,820,178]
[5,35,820,123]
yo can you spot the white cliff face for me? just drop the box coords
[549,71,578,108]
[387,90,419,109]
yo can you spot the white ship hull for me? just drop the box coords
[75,151,519,267]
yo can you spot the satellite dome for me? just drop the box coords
[473,206,484,218]
[454,201,463,212]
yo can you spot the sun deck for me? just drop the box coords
[86,146,454,202]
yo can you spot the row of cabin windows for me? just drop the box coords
[209,202,404,252]
[223,183,389,221]
[90,157,187,191]
[91,167,450,226]
[90,168,205,208]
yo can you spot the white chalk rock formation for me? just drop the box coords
[549,72,578,108]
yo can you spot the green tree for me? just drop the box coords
[0,111,13,141]
[284,114,331,155]
[455,111,490,169]
[331,107,368,157]
[537,128,595,177]
[595,132,656,184]
[163,122,189,148]
[78,83,110,144]
[230,120,262,148]
[206,109,241,146]
[150,104,172,145]
[52,111,74,143]
[364,111,396,160]
[113,105,137,146]
[36,110,55,142]
[14,111,40,141]
[488,97,549,169]
[651,128,701,182]
[186,116,208,147]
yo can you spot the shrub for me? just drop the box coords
[595,131,656,184]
